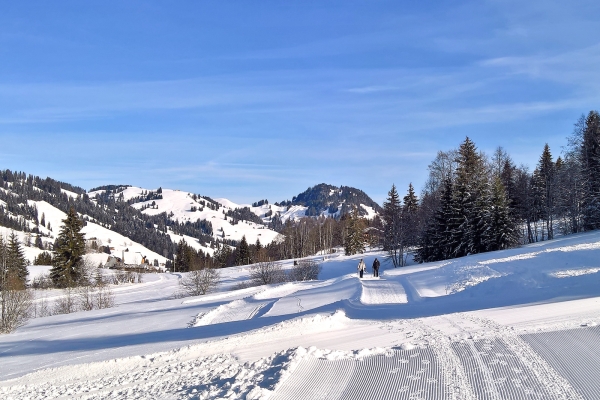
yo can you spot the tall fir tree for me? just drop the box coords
[402,183,420,251]
[236,235,251,265]
[213,243,232,268]
[382,184,403,266]
[450,137,488,257]
[534,144,556,240]
[415,177,455,262]
[485,177,518,251]
[175,239,192,272]
[7,232,28,285]
[344,206,365,256]
[253,238,263,261]
[581,111,600,230]
[0,235,8,291]
[50,207,86,287]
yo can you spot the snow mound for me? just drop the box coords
[194,299,270,326]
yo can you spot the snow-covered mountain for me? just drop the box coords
[0,170,382,266]
[89,186,280,254]
[216,183,381,226]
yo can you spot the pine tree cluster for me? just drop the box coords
[414,138,519,262]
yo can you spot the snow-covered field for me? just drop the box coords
[4,231,600,398]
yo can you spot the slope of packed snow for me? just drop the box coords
[5,231,600,398]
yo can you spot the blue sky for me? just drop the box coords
[1,1,599,204]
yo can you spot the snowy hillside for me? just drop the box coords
[90,187,280,253]
[215,197,378,225]
[215,183,381,225]
[4,231,600,398]
[215,199,314,224]
[1,199,169,269]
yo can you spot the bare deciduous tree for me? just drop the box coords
[53,287,77,315]
[94,284,115,309]
[77,285,96,311]
[179,267,220,296]
[249,260,285,285]
[289,259,321,281]
[0,275,32,333]
[35,294,51,318]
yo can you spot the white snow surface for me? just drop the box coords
[5,232,600,398]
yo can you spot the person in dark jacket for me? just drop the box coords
[372,258,380,277]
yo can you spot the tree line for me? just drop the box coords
[381,111,600,264]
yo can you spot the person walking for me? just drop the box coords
[372,258,380,277]
[357,259,366,278]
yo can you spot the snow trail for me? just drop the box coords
[359,279,408,304]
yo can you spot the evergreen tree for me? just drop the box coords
[581,111,600,230]
[344,206,365,256]
[33,251,53,265]
[7,232,28,284]
[214,243,232,268]
[415,178,455,262]
[253,238,264,261]
[382,185,403,266]
[174,239,191,272]
[402,183,420,251]
[50,207,86,287]
[485,177,518,251]
[35,234,43,249]
[450,137,488,257]
[533,144,556,240]
[0,235,8,290]
[236,236,251,265]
